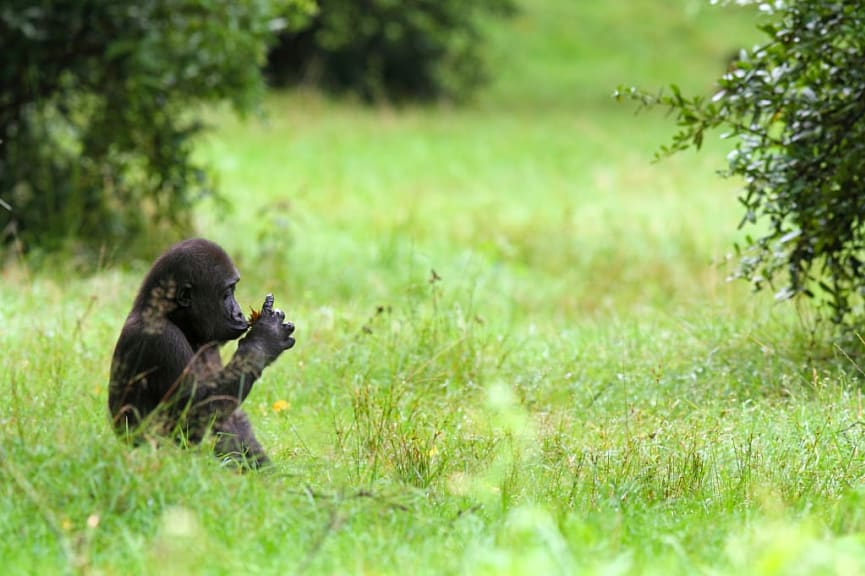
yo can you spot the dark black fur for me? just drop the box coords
[108,238,295,468]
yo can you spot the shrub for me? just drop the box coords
[619,0,865,326]
[266,0,516,102]
[0,0,311,257]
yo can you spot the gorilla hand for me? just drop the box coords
[240,293,296,364]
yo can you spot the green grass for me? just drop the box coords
[5,1,865,574]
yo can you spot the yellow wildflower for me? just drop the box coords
[272,399,290,413]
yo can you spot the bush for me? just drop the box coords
[266,0,516,102]
[619,0,865,326]
[0,0,311,257]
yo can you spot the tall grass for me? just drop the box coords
[3,1,864,574]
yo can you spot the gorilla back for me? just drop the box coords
[109,238,295,468]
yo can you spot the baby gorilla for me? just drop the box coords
[108,238,295,468]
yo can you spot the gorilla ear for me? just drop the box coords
[176,283,193,308]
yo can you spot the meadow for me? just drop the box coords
[4,1,865,574]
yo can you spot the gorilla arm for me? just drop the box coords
[179,294,295,439]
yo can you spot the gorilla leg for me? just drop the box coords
[214,410,271,469]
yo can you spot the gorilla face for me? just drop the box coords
[215,276,249,342]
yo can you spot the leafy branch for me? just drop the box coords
[617,0,865,326]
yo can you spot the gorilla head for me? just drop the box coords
[135,238,250,346]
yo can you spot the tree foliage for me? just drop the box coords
[619,0,865,326]
[0,0,311,257]
[266,0,516,102]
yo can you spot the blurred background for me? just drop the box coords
[1,1,759,292]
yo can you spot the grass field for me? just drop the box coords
[5,1,865,574]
